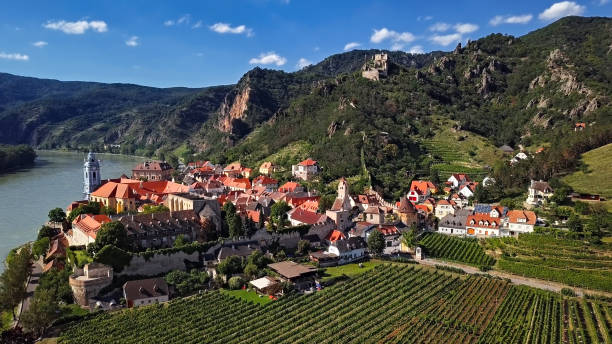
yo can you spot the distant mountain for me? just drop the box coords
[0,16,610,196]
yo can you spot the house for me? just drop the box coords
[458,182,478,199]
[123,278,169,308]
[68,263,113,306]
[505,210,536,236]
[407,180,438,203]
[298,200,320,213]
[397,197,418,228]
[325,178,355,230]
[526,180,554,206]
[451,193,469,208]
[118,210,202,250]
[510,152,529,164]
[325,229,346,244]
[377,225,402,254]
[309,251,339,267]
[447,173,471,189]
[434,200,455,219]
[216,241,260,262]
[288,208,328,226]
[278,181,303,193]
[363,206,386,225]
[89,182,137,214]
[191,180,224,195]
[252,176,278,191]
[326,237,367,265]
[223,177,252,192]
[292,158,320,181]
[268,261,317,291]
[466,213,501,237]
[132,161,174,181]
[259,162,279,176]
[249,276,281,295]
[361,53,388,81]
[69,214,112,246]
[438,209,470,236]
[354,194,379,211]
[499,145,514,154]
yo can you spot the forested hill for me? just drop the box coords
[0,16,611,195]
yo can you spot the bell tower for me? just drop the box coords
[83,152,101,198]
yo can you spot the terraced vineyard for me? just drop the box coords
[487,234,612,292]
[420,232,496,268]
[58,264,611,344]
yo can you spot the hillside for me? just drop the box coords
[563,143,612,198]
[0,17,611,195]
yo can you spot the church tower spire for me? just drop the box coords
[83,151,101,198]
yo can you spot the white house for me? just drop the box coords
[510,152,529,164]
[438,209,470,236]
[434,200,455,219]
[447,173,471,189]
[458,182,478,199]
[526,180,554,206]
[68,214,112,247]
[326,237,367,265]
[291,158,320,181]
[505,210,536,236]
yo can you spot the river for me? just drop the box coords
[0,150,144,266]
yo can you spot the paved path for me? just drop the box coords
[419,258,612,298]
[16,259,43,325]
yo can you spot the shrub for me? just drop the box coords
[228,276,244,290]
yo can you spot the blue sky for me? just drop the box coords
[1,0,610,88]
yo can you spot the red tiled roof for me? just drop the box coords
[507,210,536,225]
[253,175,278,186]
[247,210,261,223]
[223,177,252,190]
[279,182,301,192]
[410,180,438,194]
[298,200,320,212]
[467,213,500,229]
[298,158,318,166]
[325,230,346,242]
[377,225,399,236]
[290,208,325,225]
[73,214,111,239]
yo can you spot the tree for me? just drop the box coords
[243,263,259,280]
[37,226,57,241]
[275,250,287,261]
[47,208,66,224]
[297,240,311,255]
[367,230,385,256]
[216,256,244,277]
[37,268,73,304]
[67,202,102,223]
[270,201,291,231]
[550,187,570,205]
[142,204,170,214]
[318,194,336,213]
[20,289,58,337]
[228,276,244,290]
[0,245,32,320]
[566,214,583,233]
[32,237,50,259]
[173,234,188,247]
[89,222,129,254]
[228,215,243,238]
[243,217,256,237]
[246,250,271,269]
[401,229,417,252]
[164,270,209,296]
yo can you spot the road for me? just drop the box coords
[419,258,612,298]
[16,259,43,325]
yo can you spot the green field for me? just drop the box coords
[486,233,612,292]
[419,233,495,268]
[563,143,612,198]
[220,289,273,305]
[57,264,612,344]
[320,260,383,282]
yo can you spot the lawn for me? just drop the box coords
[60,304,90,319]
[220,289,273,305]
[1,310,13,331]
[563,143,612,198]
[321,260,383,282]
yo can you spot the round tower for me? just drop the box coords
[83,151,101,198]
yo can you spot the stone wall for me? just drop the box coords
[117,251,200,276]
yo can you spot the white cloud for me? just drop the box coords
[370,28,415,44]
[431,33,463,46]
[539,1,585,20]
[195,52,204,57]
[490,14,533,26]
[43,20,108,34]
[417,16,433,21]
[125,36,139,47]
[344,42,361,51]
[296,58,312,69]
[599,0,610,5]
[32,41,48,47]
[164,14,191,27]
[192,20,202,29]
[454,23,479,34]
[314,46,320,51]
[0,52,29,61]
[164,20,175,26]
[209,23,253,36]
[429,22,450,32]
[408,45,424,54]
[249,52,286,66]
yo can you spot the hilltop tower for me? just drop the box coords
[83,151,101,198]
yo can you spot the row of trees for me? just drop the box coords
[0,144,36,173]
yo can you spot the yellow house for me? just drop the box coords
[90,182,137,214]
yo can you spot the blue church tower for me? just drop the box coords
[83,152,101,198]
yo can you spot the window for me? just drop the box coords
[93,172,96,179]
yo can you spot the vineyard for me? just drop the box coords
[57,263,612,344]
[420,232,496,268]
[486,234,612,292]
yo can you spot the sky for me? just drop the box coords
[1,0,611,88]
